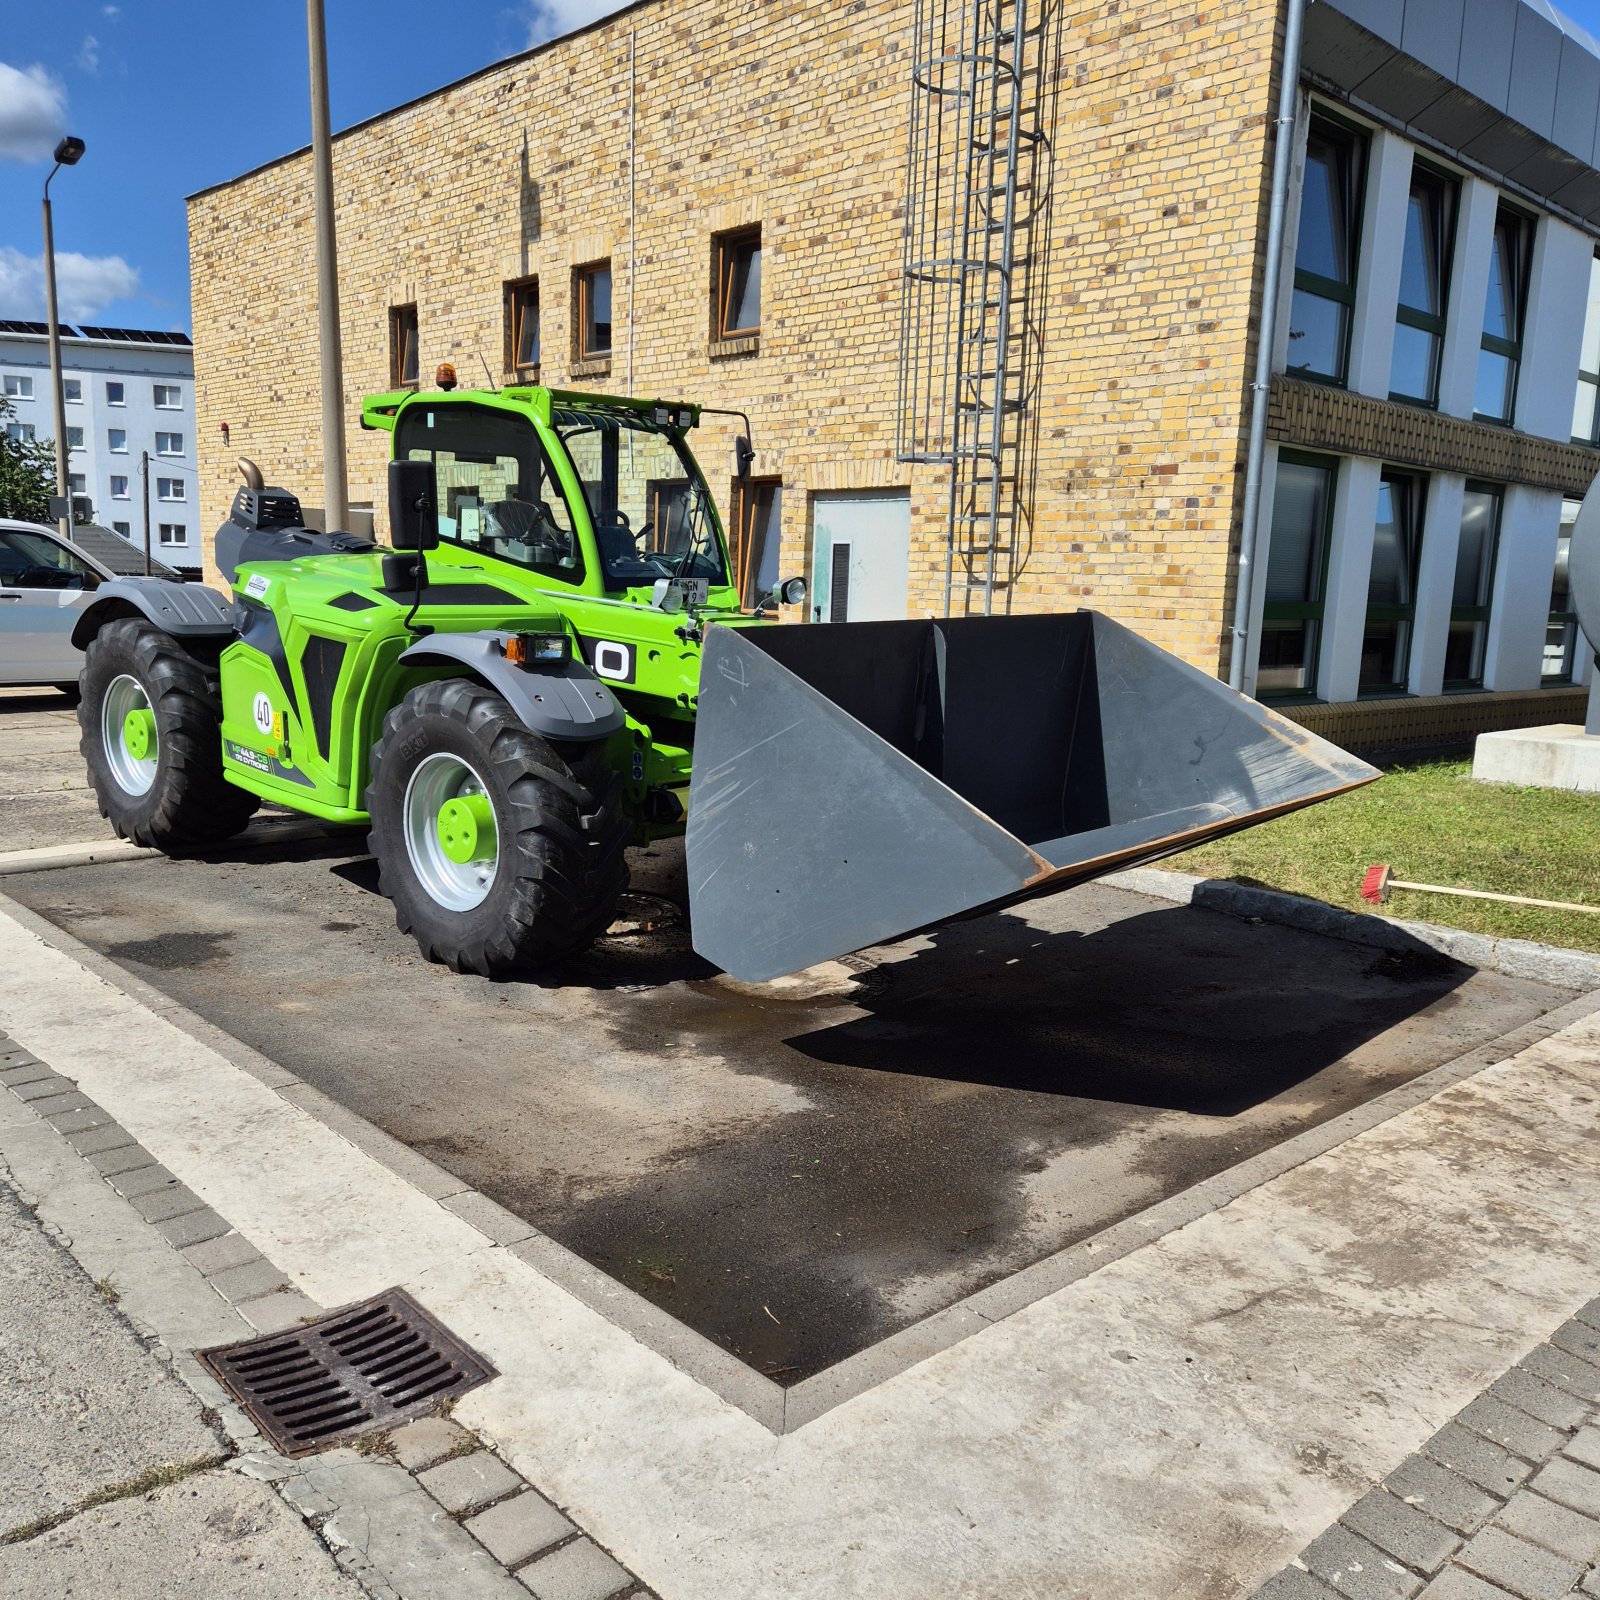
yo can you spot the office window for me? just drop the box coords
[1475,206,1533,423]
[112,520,130,537]
[156,477,185,501]
[574,262,612,361]
[1573,255,1600,445]
[106,381,124,405]
[110,475,129,498]
[5,422,35,442]
[1288,115,1367,384]
[1258,452,1337,698]
[1390,164,1456,406]
[730,477,782,608]
[3,374,33,399]
[1361,468,1427,694]
[1443,483,1501,688]
[108,429,127,452]
[1547,498,1583,683]
[713,227,762,342]
[155,431,183,456]
[157,523,186,545]
[68,473,86,495]
[504,277,540,381]
[66,426,83,449]
[63,379,81,402]
[390,304,419,387]
[153,384,181,408]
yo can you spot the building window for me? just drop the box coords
[1258,451,1337,698]
[390,304,419,387]
[106,381,124,405]
[1547,498,1583,683]
[1390,163,1456,406]
[731,477,782,608]
[1361,468,1427,695]
[504,277,540,381]
[110,475,129,499]
[63,379,81,402]
[1288,114,1367,385]
[66,426,83,449]
[153,384,181,408]
[108,429,127,452]
[574,262,612,362]
[111,520,130,537]
[68,473,86,495]
[1443,483,1501,688]
[713,226,761,343]
[156,477,185,501]
[1475,205,1533,424]
[3,374,33,399]
[155,431,183,456]
[5,422,35,442]
[157,523,186,546]
[1573,255,1600,445]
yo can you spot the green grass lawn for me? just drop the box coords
[1168,758,1600,953]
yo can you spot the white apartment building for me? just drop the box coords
[0,320,198,574]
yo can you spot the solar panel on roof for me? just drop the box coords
[73,325,193,346]
[0,319,60,337]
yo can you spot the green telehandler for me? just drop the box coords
[72,380,1376,983]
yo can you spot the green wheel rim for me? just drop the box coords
[436,792,495,865]
[402,754,499,912]
[101,674,159,797]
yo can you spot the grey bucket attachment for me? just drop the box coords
[686,612,1378,982]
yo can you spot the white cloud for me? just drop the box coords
[0,246,141,323]
[102,5,120,16]
[519,0,632,48]
[0,63,67,162]
[77,35,100,74]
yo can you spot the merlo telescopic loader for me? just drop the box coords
[72,381,1377,983]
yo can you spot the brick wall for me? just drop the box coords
[188,0,1283,672]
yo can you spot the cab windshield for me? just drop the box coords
[548,406,728,591]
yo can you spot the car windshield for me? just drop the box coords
[548,407,728,590]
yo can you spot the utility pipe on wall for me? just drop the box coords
[1228,0,1306,690]
[307,0,349,533]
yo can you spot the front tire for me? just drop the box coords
[78,618,260,850]
[366,679,630,976]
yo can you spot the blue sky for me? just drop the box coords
[0,0,629,332]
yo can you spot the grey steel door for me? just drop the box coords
[810,491,911,623]
[0,529,100,684]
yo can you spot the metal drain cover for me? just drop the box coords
[195,1287,496,1458]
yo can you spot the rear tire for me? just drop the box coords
[366,679,630,976]
[78,618,260,849]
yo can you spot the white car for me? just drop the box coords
[0,517,118,695]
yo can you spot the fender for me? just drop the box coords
[398,632,625,742]
[71,578,236,651]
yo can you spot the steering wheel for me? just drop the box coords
[17,565,77,590]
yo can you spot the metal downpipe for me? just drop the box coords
[1228,0,1305,691]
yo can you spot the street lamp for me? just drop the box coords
[43,135,86,543]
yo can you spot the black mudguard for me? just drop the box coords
[71,578,236,651]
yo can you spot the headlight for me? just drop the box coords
[780,577,807,606]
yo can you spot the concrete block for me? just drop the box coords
[1485,1368,1592,1431]
[1473,723,1600,791]
[1565,1426,1600,1472]
[63,1121,134,1154]
[1417,1568,1525,1598]
[387,1415,471,1472]
[1424,1423,1533,1496]
[1385,1453,1501,1535]
[1457,1395,1568,1462]
[47,1105,112,1135]
[26,1090,90,1117]
[9,1073,68,1101]
[87,1143,154,1177]
[1518,1342,1600,1403]
[418,1450,523,1514]
[1254,1571,1341,1599]
[236,1289,321,1334]
[1455,1525,1583,1600]
[1583,1563,1600,1597]
[1551,1320,1600,1365]
[1577,1298,1600,1332]
[1530,1455,1600,1518]
[1343,1488,1459,1574]
[182,1231,261,1277]
[206,1258,291,1304]
[0,1061,54,1087]
[518,1537,632,1600]
[128,1182,205,1223]
[465,1490,575,1566]
[1300,1523,1422,1598]
[441,1188,538,1246]
[154,1206,232,1249]
[1492,1488,1600,1563]
[110,1163,180,1200]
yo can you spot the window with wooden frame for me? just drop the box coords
[730,477,782,608]
[1474,205,1534,424]
[712,226,761,347]
[1258,451,1337,700]
[390,304,419,388]
[1389,161,1457,407]
[1287,112,1368,386]
[504,277,540,382]
[574,262,613,364]
[1360,467,1428,696]
[1443,482,1501,689]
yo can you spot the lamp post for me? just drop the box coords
[42,135,86,543]
[307,0,348,532]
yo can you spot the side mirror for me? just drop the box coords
[387,458,439,551]
[734,435,755,481]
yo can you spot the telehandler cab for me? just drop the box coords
[72,381,1376,982]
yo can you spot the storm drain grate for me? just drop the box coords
[195,1287,497,1458]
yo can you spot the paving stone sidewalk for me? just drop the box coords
[1255,1302,1600,1600]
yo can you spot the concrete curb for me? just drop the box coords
[1103,866,1600,991]
[0,818,343,878]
